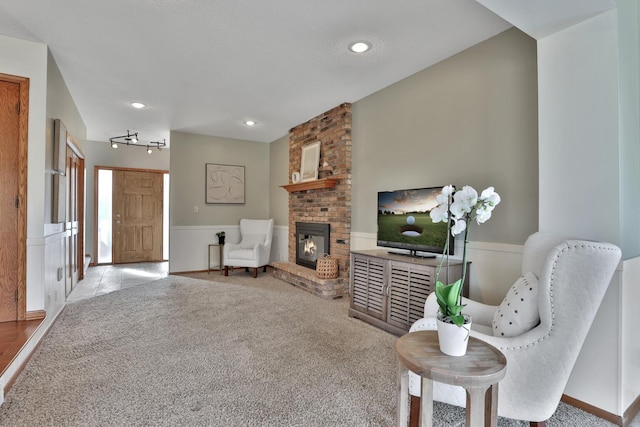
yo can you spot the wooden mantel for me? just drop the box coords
[280,178,337,193]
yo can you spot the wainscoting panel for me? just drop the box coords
[169,225,289,273]
[169,226,236,273]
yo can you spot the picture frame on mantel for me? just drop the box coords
[300,141,321,182]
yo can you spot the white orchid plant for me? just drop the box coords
[429,185,501,326]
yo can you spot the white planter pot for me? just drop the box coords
[436,314,472,356]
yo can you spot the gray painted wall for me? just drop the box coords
[350,28,538,245]
[45,49,87,228]
[268,134,289,227]
[170,131,270,226]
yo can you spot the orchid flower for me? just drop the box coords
[432,184,501,326]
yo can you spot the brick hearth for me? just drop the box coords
[273,103,352,299]
[272,262,346,299]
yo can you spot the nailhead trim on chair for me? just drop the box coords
[497,242,619,351]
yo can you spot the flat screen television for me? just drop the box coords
[377,186,452,257]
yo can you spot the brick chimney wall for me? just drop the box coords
[288,103,352,278]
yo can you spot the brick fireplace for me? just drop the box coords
[273,103,352,299]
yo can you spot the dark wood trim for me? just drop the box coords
[623,394,640,427]
[561,394,622,426]
[409,395,420,427]
[172,266,274,276]
[0,319,43,391]
[65,132,84,159]
[280,178,337,193]
[0,73,29,321]
[25,310,46,321]
[77,156,85,281]
[408,394,629,426]
[93,166,99,266]
[95,165,169,174]
[172,270,210,275]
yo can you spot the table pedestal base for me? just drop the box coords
[395,331,506,427]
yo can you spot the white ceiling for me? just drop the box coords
[0,1,513,144]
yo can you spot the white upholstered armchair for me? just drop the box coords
[223,219,274,278]
[408,232,621,426]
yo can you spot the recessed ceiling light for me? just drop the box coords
[244,120,257,126]
[130,102,147,109]
[349,41,371,54]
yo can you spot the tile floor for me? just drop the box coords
[66,262,640,426]
[66,262,169,303]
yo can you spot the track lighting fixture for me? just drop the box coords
[109,131,166,154]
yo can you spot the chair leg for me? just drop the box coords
[263,265,267,272]
[409,395,420,427]
[253,268,258,278]
[224,266,229,276]
[530,422,547,427]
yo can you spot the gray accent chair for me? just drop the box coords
[408,232,621,426]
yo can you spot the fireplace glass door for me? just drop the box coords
[295,222,330,269]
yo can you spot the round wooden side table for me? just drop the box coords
[396,330,507,427]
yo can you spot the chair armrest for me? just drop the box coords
[459,297,497,328]
[409,316,438,333]
[253,242,272,265]
[424,292,439,317]
[425,293,497,328]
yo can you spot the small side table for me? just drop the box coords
[208,243,224,275]
[396,330,507,427]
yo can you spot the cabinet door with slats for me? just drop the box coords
[387,262,434,331]
[350,254,386,320]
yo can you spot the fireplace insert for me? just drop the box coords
[295,222,330,269]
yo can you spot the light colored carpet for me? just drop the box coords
[0,272,613,426]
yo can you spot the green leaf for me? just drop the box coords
[450,314,466,327]
[435,279,465,318]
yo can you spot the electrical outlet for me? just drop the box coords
[193,206,199,214]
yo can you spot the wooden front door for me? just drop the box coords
[113,170,163,264]
[0,79,20,321]
[0,75,28,322]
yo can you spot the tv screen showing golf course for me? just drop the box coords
[377,186,451,256]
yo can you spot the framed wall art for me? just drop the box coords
[53,118,67,175]
[300,141,321,182]
[52,173,66,223]
[205,163,245,204]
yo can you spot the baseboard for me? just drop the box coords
[171,269,210,275]
[561,394,623,426]
[171,265,274,276]
[623,394,640,427]
[3,308,64,396]
[25,310,45,321]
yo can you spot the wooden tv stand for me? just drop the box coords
[348,249,469,336]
